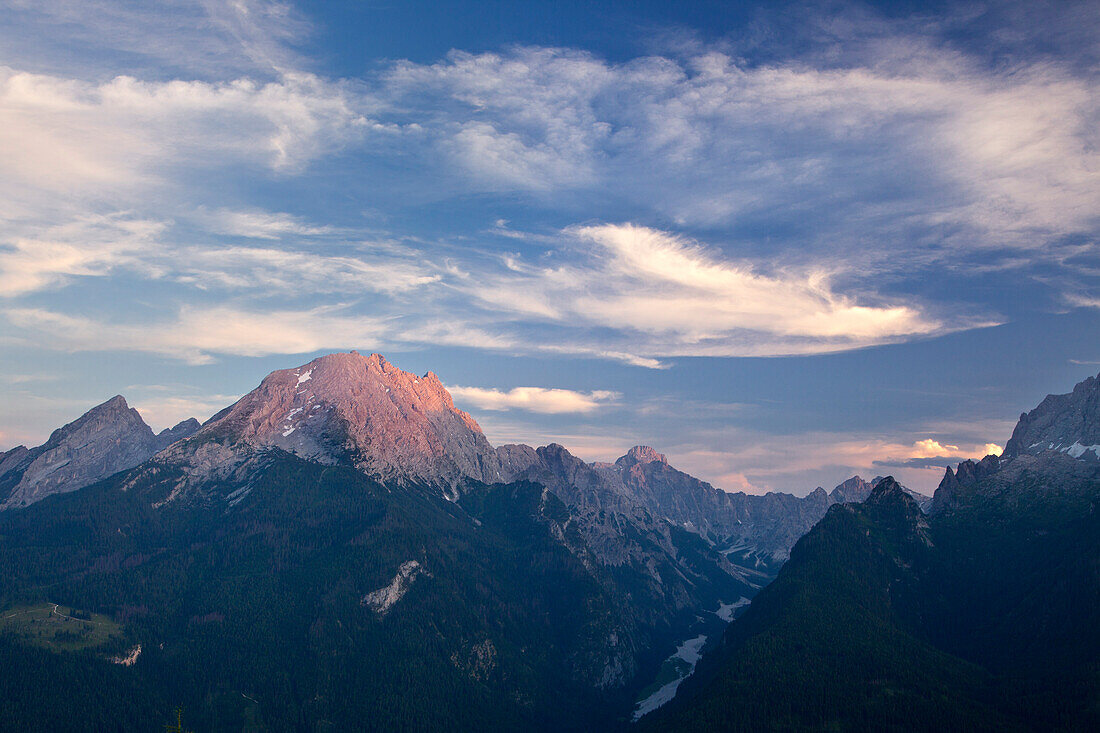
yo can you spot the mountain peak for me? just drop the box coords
[2,395,160,509]
[865,476,907,505]
[830,475,873,503]
[617,445,668,467]
[1003,370,1100,460]
[175,351,499,492]
[99,394,129,410]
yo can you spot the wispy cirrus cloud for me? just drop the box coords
[0,211,439,299]
[2,301,518,365]
[4,305,389,365]
[460,223,978,359]
[2,3,1096,367]
[1,0,312,78]
[380,43,1100,246]
[0,219,987,365]
[0,213,164,297]
[171,244,440,294]
[195,208,337,239]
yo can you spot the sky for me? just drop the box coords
[1,0,1099,495]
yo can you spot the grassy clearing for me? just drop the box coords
[0,602,124,652]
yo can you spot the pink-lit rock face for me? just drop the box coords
[178,351,502,493]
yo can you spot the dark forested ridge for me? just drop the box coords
[642,461,1100,732]
[0,451,743,731]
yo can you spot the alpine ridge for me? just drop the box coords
[1002,371,1100,460]
[0,395,198,509]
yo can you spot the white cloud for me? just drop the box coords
[1,5,1094,372]
[381,43,1100,256]
[669,433,1006,495]
[131,393,239,432]
[0,66,370,203]
[172,244,440,294]
[573,224,941,341]
[1,1,315,80]
[0,210,441,299]
[2,301,519,365]
[911,438,960,458]
[4,305,388,364]
[0,219,980,364]
[0,213,164,297]
[465,223,964,358]
[196,208,335,239]
[448,385,619,414]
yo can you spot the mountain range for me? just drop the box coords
[0,352,921,574]
[1,351,1093,731]
[643,373,1100,731]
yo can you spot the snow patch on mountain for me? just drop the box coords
[1064,441,1100,459]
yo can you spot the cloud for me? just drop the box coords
[130,393,240,432]
[0,210,439,298]
[4,305,388,364]
[872,439,1004,470]
[448,385,619,414]
[171,244,440,294]
[0,219,981,364]
[1,0,313,79]
[0,213,164,297]
[0,2,1095,375]
[657,431,1008,495]
[911,438,960,458]
[0,65,370,205]
[2,301,519,365]
[380,39,1100,263]
[573,224,942,341]
[196,208,336,239]
[464,223,968,358]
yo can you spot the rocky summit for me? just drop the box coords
[1002,371,1100,461]
[0,396,197,509]
[163,351,502,495]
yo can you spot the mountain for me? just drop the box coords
[502,442,897,579]
[0,452,656,730]
[5,352,897,587]
[148,353,759,614]
[0,353,754,730]
[644,372,1100,731]
[165,351,501,496]
[0,396,197,510]
[6,351,1041,730]
[147,351,842,590]
[827,474,874,503]
[1003,371,1100,460]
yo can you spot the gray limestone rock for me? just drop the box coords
[1,396,196,509]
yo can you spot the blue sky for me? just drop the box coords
[2,0,1099,494]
